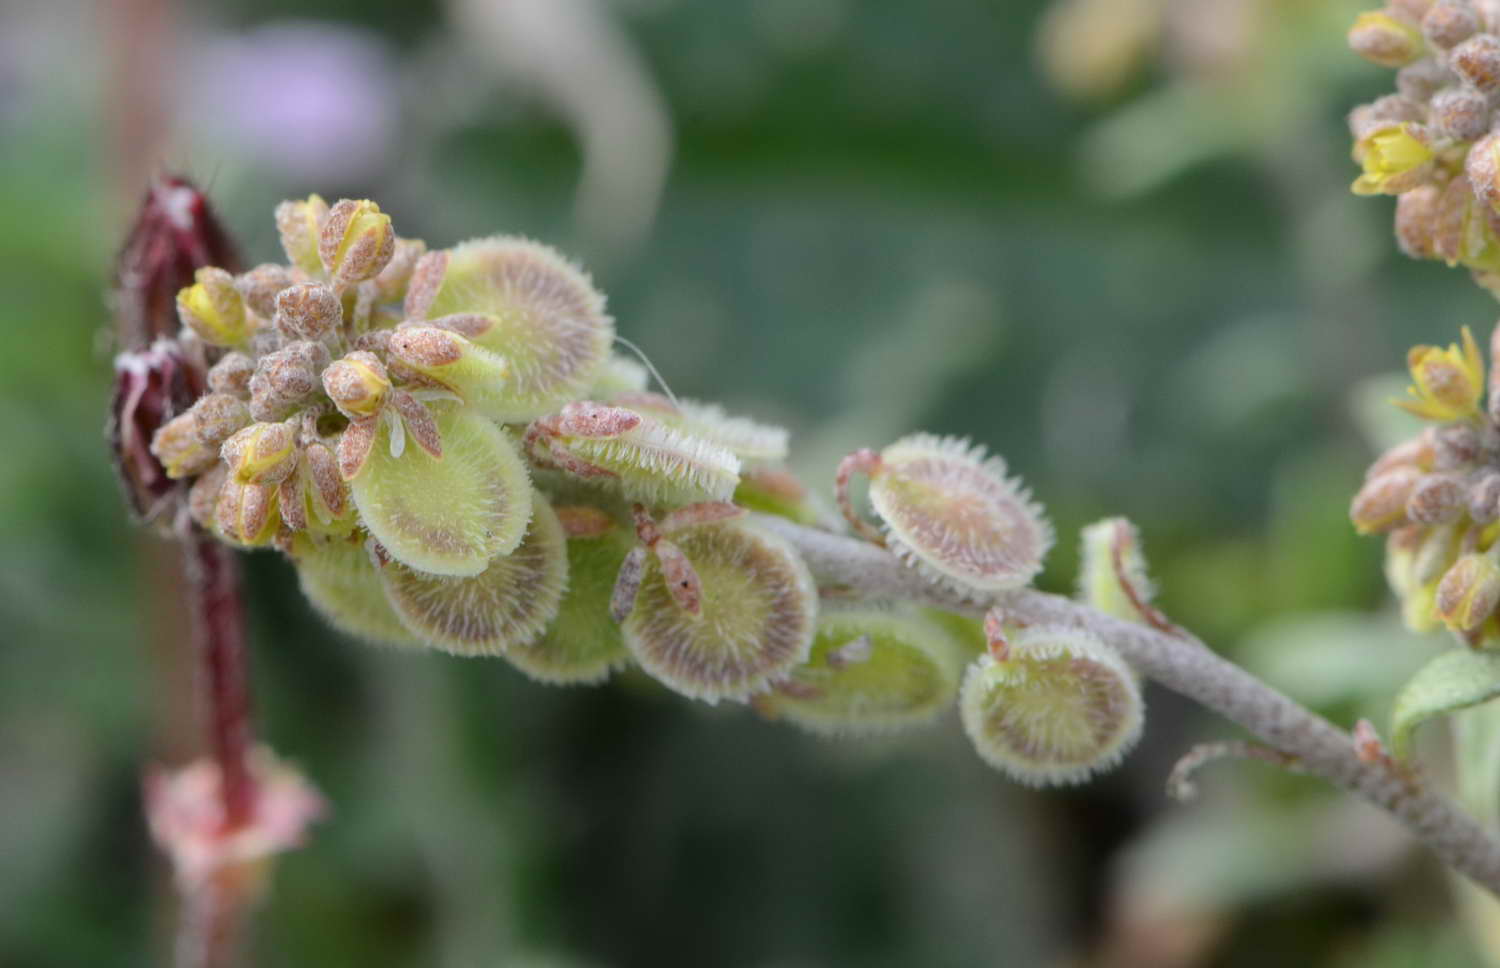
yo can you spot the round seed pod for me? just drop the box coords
[380,497,568,657]
[504,507,635,684]
[960,626,1143,786]
[622,521,817,704]
[403,237,615,422]
[349,405,533,577]
[761,606,966,736]
[867,434,1053,596]
[292,534,422,648]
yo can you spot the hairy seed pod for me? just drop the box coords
[1076,517,1159,626]
[1351,466,1424,533]
[235,263,294,320]
[1432,86,1491,140]
[528,402,742,504]
[1396,183,1443,259]
[291,534,422,648]
[403,237,615,421]
[760,606,965,736]
[621,521,817,704]
[611,392,791,462]
[1454,32,1500,92]
[504,507,635,684]
[960,626,1144,786]
[858,434,1053,596]
[274,282,342,342]
[275,194,330,275]
[386,326,514,420]
[206,352,255,399]
[348,405,533,576]
[322,351,391,419]
[380,497,568,656]
[188,393,250,447]
[1425,0,1482,48]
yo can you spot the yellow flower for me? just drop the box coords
[1396,326,1485,421]
[1352,123,1434,196]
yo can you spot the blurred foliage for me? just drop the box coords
[3,0,1498,964]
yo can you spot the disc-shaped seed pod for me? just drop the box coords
[1076,517,1158,626]
[404,237,615,422]
[380,497,568,657]
[503,506,635,684]
[622,521,817,703]
[862,434,1053,596]
[349,405,532,577]
[960,626,1143,786]
[611,392,790,462]
[761,606,966,736]
[291,534,422,648]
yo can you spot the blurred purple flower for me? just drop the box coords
[180,22,397,182]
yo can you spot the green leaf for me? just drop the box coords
[1392,649,1500,759]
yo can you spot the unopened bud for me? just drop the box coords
[1349,10,1426,67]
[1424,0,1481,48]
[274,283,341,341]
[373,237,427,302]
[1392,0,1438,21]
[322,351,391,419]
[275,194,329,275]
[1470,134,1500,214]
[236,263,294,319]
[215,479,278,546]
[150,411,216,479]
[176,267,249,346]
[247,342,327,421]
[1368,433,1437,478]
[188,465,227,530]
[1351,466,1424,533]
[1433,86,1491,140]
[205,352,254,400]
[1398,57,1455,100]
[1435,549,1500,632]
[1408,472,1469,523]
[388,326,464,367]
[1434,422,1481,468]
[1471,470,1500,522]
[319,199,395,287]
[221,421,298,485]
[1395,183,1443,259]
[187,393,250,447]
[1452,32,1500,91]
[1351,123,1436,196]
[1397,326,1485,420]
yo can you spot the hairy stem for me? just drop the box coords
[752,514,1500,898]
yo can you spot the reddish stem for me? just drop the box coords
[182,529,256,830]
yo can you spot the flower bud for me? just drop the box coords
[1454,32,1500,91]
[1434,422,1481,468]
[1367,433,1437,479]
[318,198,395,287]
[235,263,294,319]
[1395,183,1443,259]
[206,351,255,399]
[188,464,227,530]
[1433,85,1491,140]
[1351,466,1424,533]
[275,194,330,275]
[1470,134,1500,215]
[322,351,390,419]
[215,478,279,546]
[1349,10,1426,67]
[247,342,327,422]
[960,626,1144,786]
[150,412,216,479]
[1472,471,1500,522]
[372,237,427,302]
[1396,326,1485,420]
[176,266,249,346]
[1397,57,1454,101]
[380,499,567,656]
[221,421,298,486]
[1407,471,1469,523]
[187,392,250,447]
[273,283,341,342]
[1424,0,1481,48]
[1435,548,1500,633]
[1351,123,1435,196]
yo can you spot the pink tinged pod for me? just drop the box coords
[379,498,568,656]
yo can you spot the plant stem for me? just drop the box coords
[181,527,255,830]
[752,514,1500,898]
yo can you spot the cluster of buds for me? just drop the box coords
[1350,325,1500,645]
[1344,0,1500,294]
[146,192,1158,786]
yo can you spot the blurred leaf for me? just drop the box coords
[1392,650,1500,759]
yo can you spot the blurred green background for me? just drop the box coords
[4,0,1497,964]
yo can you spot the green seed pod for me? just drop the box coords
[612,392,790,462]
[851,434,1053,596]
[503,505,635,684]
[621,521,817,703]
[1076,517,1158,626]
[380,497,568,657]
[403,237,615,421]
[734,466,819,525]
[760,605,965,736]
[291,533,422,648]
[349,405,533,576]
[385,326,515,422]
[960,625,1143,786]
[526,402,741,505]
